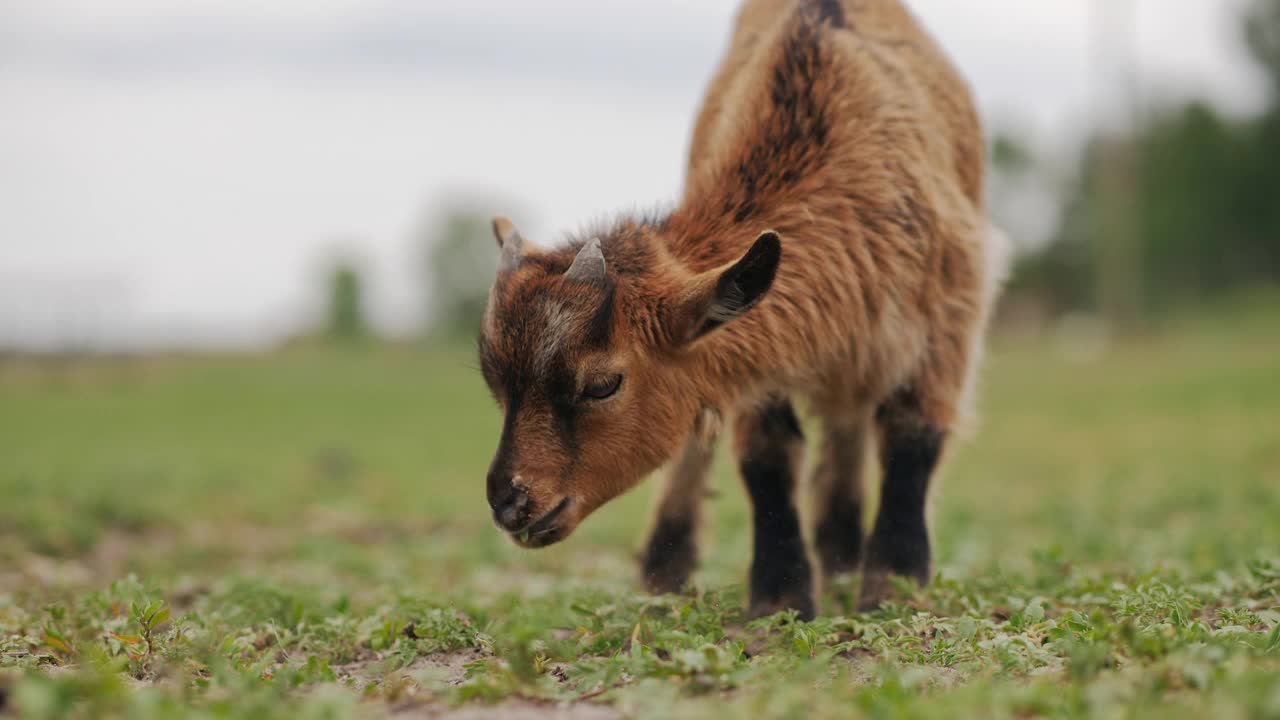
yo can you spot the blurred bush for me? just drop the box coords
[326,263,367,343]
[424,206,500,341]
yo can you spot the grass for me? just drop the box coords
[0,295,1278,719]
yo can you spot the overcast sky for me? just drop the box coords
[0,0,1265,350]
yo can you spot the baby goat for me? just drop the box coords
[477,0,1008,618]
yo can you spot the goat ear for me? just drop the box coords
[670,231,781,344]
[492,215,526,272]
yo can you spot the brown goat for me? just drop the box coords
[477,0,1009,618]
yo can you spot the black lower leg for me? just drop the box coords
[860,418,945,609]
[641,512,698,594]
[737,399,814,620]
[812,421,868,576]
[640,424,717,595]
[814,485,863,576]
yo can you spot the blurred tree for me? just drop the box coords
[426,208,499,340]
[1016,0,1280,321]
[1245,0,1280,97]
[1089,0,1144,329]
[1008,137,1102,315]
[991,134,1035,176]
[326,263,367,343]
[1138,104,1245,303]
[1240,0,1280,282]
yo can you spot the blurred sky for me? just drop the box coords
[0,0,1264,350]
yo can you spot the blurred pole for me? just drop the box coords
[1092,0,1144,329]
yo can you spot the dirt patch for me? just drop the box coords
[405,650,488,688]
[328,649,487,693]
[325,651,620,719]
[391,700,620,720]
[0,527,182,593]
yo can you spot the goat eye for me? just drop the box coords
[582,374,623,401]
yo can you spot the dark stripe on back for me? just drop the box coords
[810,0,846,27]
[720,8,836,224]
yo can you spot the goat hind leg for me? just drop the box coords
[858,388,948,611]
[811,410,872,578]
[735,397,815,620]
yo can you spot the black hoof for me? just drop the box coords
[814,513,863,578]
[855,561,930,612]
[748,591,816,622]
[748,545,816,621]
[640,516,697,595]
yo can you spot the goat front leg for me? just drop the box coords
[640,408,721,595]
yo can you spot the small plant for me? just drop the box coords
[110,600,169,677]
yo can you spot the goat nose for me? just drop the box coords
[490,483,530,532]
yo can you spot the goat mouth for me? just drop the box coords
[510,497,572,548]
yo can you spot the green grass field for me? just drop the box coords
[1,296,1278,719]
